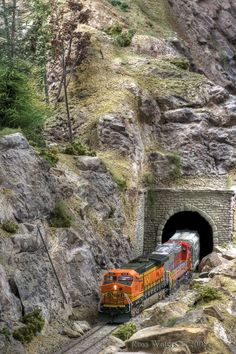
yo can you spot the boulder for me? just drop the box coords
[131,35,179,58]
[76,157,107,173]
[209,259,236,278]
[199,252,225,272]
[73,320,91,333]
[141,300,189,328]
[126,326,208,353]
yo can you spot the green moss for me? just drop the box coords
[13,309,45,344]
[50,200,74,228]
[113,323,136,341]
[1,221,19,234]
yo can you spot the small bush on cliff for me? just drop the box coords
[192,284,221,305]
[13,309,45,344]
[1,221,19,234]
[104,24,135,47]
[0,326,11,339]
[113,323,136,341]
[108,0,129,12]
[50,201,73,228]
[64,141,96,157]
[39,148,59,167]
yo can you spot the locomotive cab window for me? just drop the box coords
[118,275,133,286]
[104,275,117,284]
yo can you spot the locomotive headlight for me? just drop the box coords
[114,285,117,290]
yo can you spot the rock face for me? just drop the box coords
[0,133,131,327]
[0,133,56,222]
[168,0,236,92]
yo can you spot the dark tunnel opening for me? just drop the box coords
[162,211,213,260]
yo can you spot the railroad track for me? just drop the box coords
[55,323,118,354]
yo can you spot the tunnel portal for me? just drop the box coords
[143,189,235,257]
[162,211,213,259]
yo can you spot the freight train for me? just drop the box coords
[98,230,200,322]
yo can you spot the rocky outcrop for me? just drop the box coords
[0,133,131,338]
[131,246,236,354]
[0,133,56,222]
[168,0,236,92]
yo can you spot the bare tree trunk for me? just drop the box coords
[61,42,73,143]
[11,0,17,59]
[1,0,11,57]
[43,67,49,104]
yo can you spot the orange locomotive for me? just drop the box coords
[99,230,200,322]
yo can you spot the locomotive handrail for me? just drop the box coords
[124,293,132,313]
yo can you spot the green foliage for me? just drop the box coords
[142,171,155,187]
[168,58,190,70]
[0,327,11,339]
[0,64,45,131]
[13,309,45,344]
[0,128,22,137]
[166,316,177,327]
[108,0,129,12]
[50,200,73,228]
[113,323,136,341]
[192,284,221,305]
[166,152,182,180]
[1,221,19,234]
[64,141,96,157]
[111,173,127,190]
[39,148,59,167]
[104,24,135,47]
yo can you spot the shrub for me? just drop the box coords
[108,0,129,12]
[0,327,11,339]
[39,148,59,167]
[169,58,190,70]
[113,323,136,341]
[104,24,135,47]
[50,200,73,228]
[166,152,182,180]
[192,284,221,305]
[142,171,155,187]
[112,173,127,190]
[116,30,135,47]
[1,221,19,234]
[13,309,45,344]
[166,316,177,327]
[64,141,96,157]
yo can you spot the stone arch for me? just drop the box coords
[156,204,218,248]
